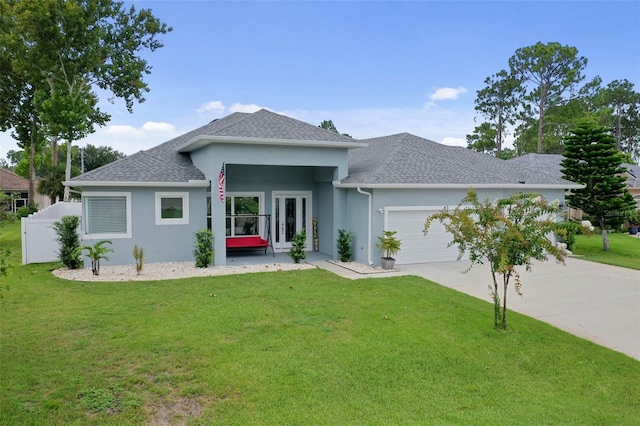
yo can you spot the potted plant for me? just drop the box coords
[628,210,640,235]
[376,230,401,270]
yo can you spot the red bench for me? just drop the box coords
[226,236,274,256]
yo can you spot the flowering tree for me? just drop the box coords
[424,189,567,330]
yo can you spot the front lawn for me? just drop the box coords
[572,233,640,270]
[1,221,639,424]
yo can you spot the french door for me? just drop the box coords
[272,191,312,252]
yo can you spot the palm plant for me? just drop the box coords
[77,240,113,276]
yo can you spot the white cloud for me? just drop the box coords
[105,125,140,137]
[228,103,265,113]
[196,100,225,114]
[195,100,267,117]
[429,86,468,102]
[440,137,467,147]
[141,121,176,133]
[104,121,175,138]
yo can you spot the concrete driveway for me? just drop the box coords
[398,257,640,361]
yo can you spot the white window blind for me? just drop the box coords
[86,196,127,234]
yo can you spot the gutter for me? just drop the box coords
[356,187,374,266]
[334,181,584,190]
[63,179,211,188]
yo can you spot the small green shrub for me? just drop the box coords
[77,240,113,276]
[193,229,213,268]
[132,244,144,275]
[16,203,38,218]
[52,215,82,269]
[337,229,353,262]
[556,220,581,251]
[289,228,307,263]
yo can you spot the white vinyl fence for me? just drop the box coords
[21,202,82,264]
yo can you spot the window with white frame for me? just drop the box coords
[226,192,264,237]
[155,192,189,225]
[83,192,132,239]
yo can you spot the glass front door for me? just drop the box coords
[273,191,311,251]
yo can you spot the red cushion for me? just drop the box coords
[226,236,269,248]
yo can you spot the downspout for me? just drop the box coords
[356,187,374,266]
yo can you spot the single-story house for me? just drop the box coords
[1,168,51,212]
[65,109,580,267]
[507,154,640,213]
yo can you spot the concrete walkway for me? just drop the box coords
[315,257,640,361]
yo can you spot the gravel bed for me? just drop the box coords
[52,261,316,282]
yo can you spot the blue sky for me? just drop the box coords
[1,0,639,158]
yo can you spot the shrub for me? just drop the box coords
[132,244,144,275]
[556,220,581,251]
[193,229,213,268]
[337,229,353,262]
[289,228,307,263]
[77,241,113,276]
[16,203,38,218]
[52,215,82,269]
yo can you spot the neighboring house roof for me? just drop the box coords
[622,163,637,179]
[67,109,358,186]
[506,153,565,180]
[507,153,639,184]
[339,133,579,188]
[0,168,29,191]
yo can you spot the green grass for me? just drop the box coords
[1,221,639,425]
[572,232,640,270]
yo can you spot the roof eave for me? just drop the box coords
[64,180,210,188]
[178,135,367,152]
[333,181,585,190]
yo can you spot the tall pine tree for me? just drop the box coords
[561,121,635,251]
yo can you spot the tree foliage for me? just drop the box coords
[1,0,171,201]
[424,189,566,330]
[472,70,521,154]
[560,121,636,251]
[469,42,640,161]
[82,144,126,172]
[509,42,588,154]
[319,120,352,138]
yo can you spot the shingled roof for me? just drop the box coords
[508,153,638,181]
[67,109,356,185]
[340,133,579,187]
[1,168,30,191]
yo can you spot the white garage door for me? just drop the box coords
[386,208,465,265]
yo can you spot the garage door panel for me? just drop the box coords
[387,209,465,264]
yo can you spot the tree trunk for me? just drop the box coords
[51,136,58,166]
[63,142,72,202]
[501,273,509,330]
[491,271,500,328]
[600,224,610,251]
[28,132,36,207]
[615,106,622,151]
[497,115,503,154]
[537,105,544,154]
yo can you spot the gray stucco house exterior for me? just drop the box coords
[66,109,580,267]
